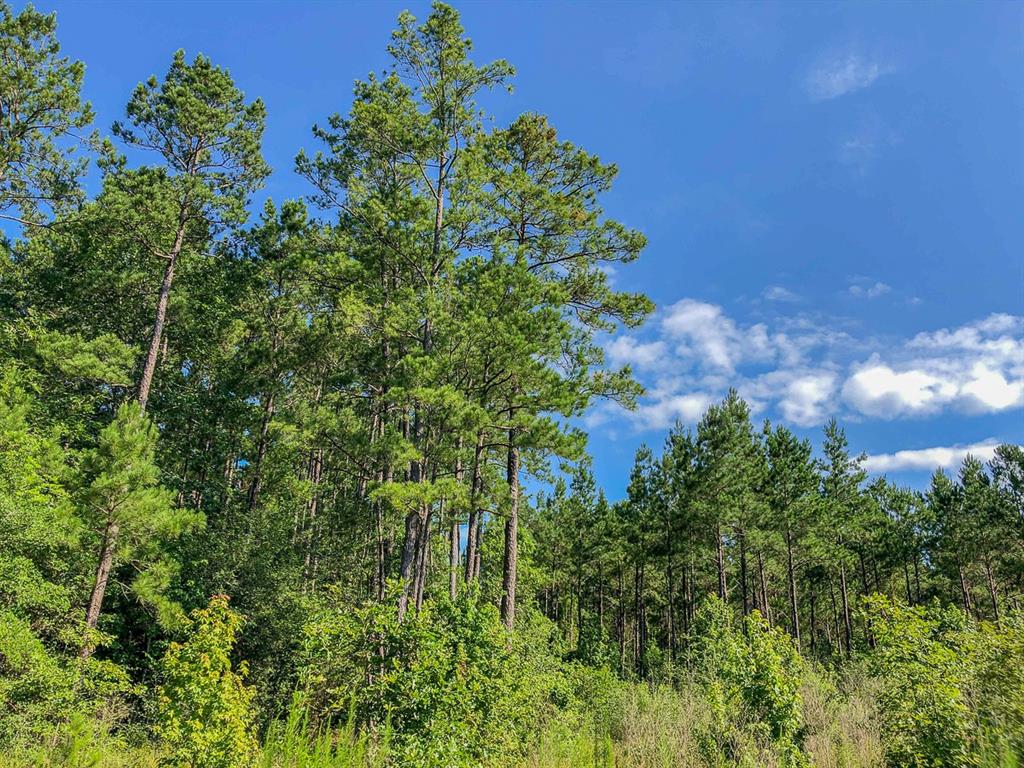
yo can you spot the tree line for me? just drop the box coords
[532,392,1022,678]
[0,0,1021,753]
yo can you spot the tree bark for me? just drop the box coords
[138,214,187,413]
[716,523,727,601]
[464,429,485,583]
[246,392,275,513]
[785,528,800,651]
[984,559,999,621]
[397,506,422,621]
[839,563,853,656]
[739,529,749,616]
[958,563,972,615]
[500,434,520,631]
[80,518,119,659]
[757,550,772,625]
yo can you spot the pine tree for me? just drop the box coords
[79,402,200,657]
[0,0,92,226]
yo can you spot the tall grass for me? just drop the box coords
[2,671,890,768]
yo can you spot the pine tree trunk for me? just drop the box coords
[246,392,275,513]
[809,587,817,656]
[464,429,485,583]
[739,528,749,616]
[716,523,727,601]
[958,563,972,615]
[829,578,841,654]
[413,510,430,613]
[985,560,1000,621]
[80,518,119,659]
[397,508,421,621]
[666,558,676,662]
[138,215,187,413]
[617,568,625,675]
[785,528,800,651]
[500,434,520,631]
[472,512,483,581]
[757,550,772,625]
[839,563,853,656]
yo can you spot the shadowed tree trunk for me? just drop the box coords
[500,431,520,630]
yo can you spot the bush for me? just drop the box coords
[154,595,258,768]
[864,595,1024,767]
[299,587,574,767]
[687,596,807,766]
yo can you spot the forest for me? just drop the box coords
[0,2,1022,766]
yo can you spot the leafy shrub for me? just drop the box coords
[299,587,574,767]
[154,595,258,768]
[864,595,1024,767]
[687,596,807,766]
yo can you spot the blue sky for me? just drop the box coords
[40,0,1022,498]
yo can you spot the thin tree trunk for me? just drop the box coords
[397,503,421,621]
[913,557,922,602]
[839,562,853,656]
[449,516,459,601]
[80,518,119,659]
[716,523,727,601]
[413,509,430,613]
[757,550,772,625]
[984,559,1000,621]
[138,216,187,412]
[472,511,483,581]
[958,563,972,615]
[829,577,842,655]
[786,528,800,651]
[616,568,625,675]
[464,429,485,583]
[500,433,520,631]
[303,448,324,590]
[739,528,749,616]
[246,392,275,513]
[809,586,817,656]
[666,558,676,662]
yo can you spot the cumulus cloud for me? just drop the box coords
[848,281,891,299]
[599,294,1023,434]
[805,53,888,101]
[842,315,1024,418]
[863,440,1002,473]
[632,393,716,431]
[767,370,838,426]
[605,336,668,371]
[661,299,775,373]
[763,285,800,302]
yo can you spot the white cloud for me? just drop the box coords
[864,440,1002,473]
[661,299,775,372]
[632,393,716,431]
[842,361,957,417]
[848,281,891,299]
[598,296,1023,434]
[763,285,800,302]
[842,314,1024,418]
[805,54,888,101]
[779,371,839,425]
[605,336,668,371]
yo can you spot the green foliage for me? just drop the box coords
[0,0,93,225]
[81,402,201,629]
[154,595,258,768]
[301,589,574,767]
[688,597,807,766]
[0,2,1021,766]
[865,595,1024,767]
